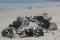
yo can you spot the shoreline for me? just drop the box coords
[0,6,60,11]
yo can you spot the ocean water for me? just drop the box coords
[0,1,60,10]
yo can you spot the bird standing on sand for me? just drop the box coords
[32,16,50,33]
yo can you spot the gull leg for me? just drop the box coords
[46,29,48,33]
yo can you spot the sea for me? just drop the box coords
[0,0,60,10]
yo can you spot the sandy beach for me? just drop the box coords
[0,7,60,40]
